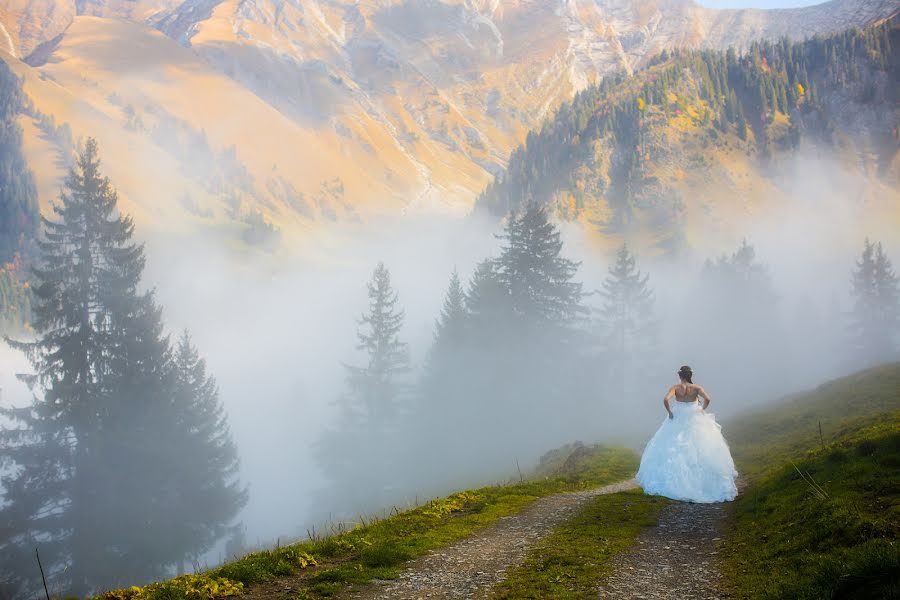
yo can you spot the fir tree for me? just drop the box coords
[345,262,410,423]
[491,206,590,445]
[419,268,469,423]
[848,239,900,366]
[428,268,468,362]
[684,240,787,403]
[167,331,247,573]
[494,205,586,335]
[465,259,508,341]
[314,262,409,515]
[597,244,658,398]
[410,269,475,489]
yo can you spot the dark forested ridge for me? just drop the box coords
[0,60,39,332]
[475,17,899,253]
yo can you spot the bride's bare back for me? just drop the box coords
[663,369,711,418]
[671,383,707,403]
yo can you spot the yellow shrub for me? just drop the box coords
[421,491,481,518]
[94,574,244,600]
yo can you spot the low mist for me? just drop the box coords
[2,152,897,587]
[106,162,900,545]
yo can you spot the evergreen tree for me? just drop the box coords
[494,205,586,335]
[314,262,409,515]
[683,240,787,404]
[597,244,658,398]
[848,239,900,366]
[419,268,469,424]
[409,269,476,490]
[492,206,590,444]
[345,262,410,424]
[0,140,244,596]
[465,259,508,342]
[167,331,247,573]
[427,268,468,364]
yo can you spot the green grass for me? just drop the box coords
[489,490,669,599]
[719,362,900,599]
[93,444,638,600]
[725,362,900,479]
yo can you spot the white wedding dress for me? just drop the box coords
[636,399,738,503]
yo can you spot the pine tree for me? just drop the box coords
[345,262,410,423]
[465,259,508,341]
[492,205,590,444]
[314,262,409,516]
[419,268,469,423]
[428,268,468,362]
[0,140,244,596]
[410,269,475,489]
[494,205,586,336]
[167,331,247,573]
[684,240,787,403]
[848,239,900,366]
[597,244,658,398]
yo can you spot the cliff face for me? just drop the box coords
[0,0,897,238]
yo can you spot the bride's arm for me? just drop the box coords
[664,386,676,419]
[698,386,711,410]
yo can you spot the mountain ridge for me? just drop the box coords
[0,0,898,246]
[475,15,900,256]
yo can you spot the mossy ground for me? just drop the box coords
[719,362,900,599]
[92,445,637,600]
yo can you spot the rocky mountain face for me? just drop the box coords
[0,0,897,241]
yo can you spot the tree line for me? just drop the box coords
[0,61,40,334]
[475,18,898,223]
[314,205,900,517]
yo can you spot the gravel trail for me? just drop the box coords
[347,479,640,599]
[596,499,729,599]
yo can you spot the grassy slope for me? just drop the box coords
[720,362,900,599]
[93,445,638,600]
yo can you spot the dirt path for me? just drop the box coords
[345,479,640,599]
[596,500,729,599]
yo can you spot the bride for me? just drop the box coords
[636,365,738,503]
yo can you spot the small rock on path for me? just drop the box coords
[596,499,729,599]
[347,479,640,600]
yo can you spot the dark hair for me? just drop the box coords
[678,365,693,383]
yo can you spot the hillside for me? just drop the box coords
[721,362,900,598]
[0,59,37,333]
[726,360,900,477]
[0,0,896,245]
[476,16,900,255]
